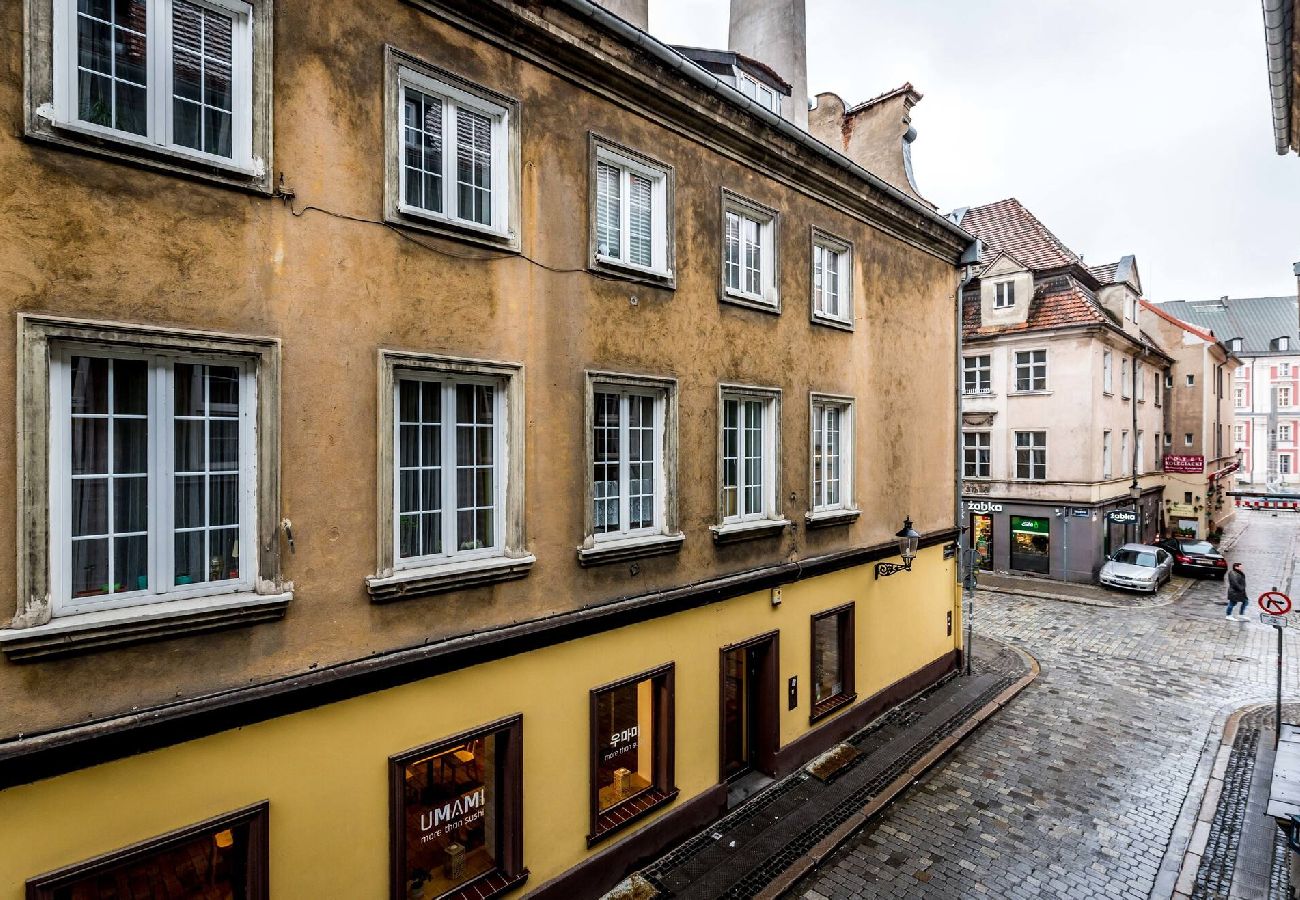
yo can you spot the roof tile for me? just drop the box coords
[958,198,1081,271]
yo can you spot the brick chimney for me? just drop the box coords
[728,0,808,129]
[594,0,648,31]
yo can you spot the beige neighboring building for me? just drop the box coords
[955,201,1170,583]
[1141,301,1240,539]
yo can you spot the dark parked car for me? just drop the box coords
[1157,538,1228,579]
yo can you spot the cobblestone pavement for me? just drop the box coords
[795,510,1300,900]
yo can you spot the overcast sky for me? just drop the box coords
[648,0,1300,301]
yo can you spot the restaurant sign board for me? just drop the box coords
[1164,454,1205,474]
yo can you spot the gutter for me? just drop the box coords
[1264,0,1295,155]
[550,0,974,250]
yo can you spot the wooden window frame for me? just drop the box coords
[963,354,992,395]
[26,801,269,899]
[587,663,677,847]
[388,714,526,900]
[810,602,856,723]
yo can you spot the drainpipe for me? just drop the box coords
[1263,0,1295,155]
[955,241,980,676]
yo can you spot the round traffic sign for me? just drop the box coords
[1259,591,1292,615]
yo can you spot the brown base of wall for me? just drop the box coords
[531,649,958,899]
[527,783,727,900]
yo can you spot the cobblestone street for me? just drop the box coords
[797,511,1300,899]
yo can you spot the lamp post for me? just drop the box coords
[875,517,921,579]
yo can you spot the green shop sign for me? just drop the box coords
[1010,516,1049,534]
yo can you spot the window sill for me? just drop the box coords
[578,532,685,567]
[710,518,791,544]
[805,508,861,529]
[962,391,997,399]
[590,257,676,290]
[29,115,271,194]
[811,313,854,332]
[366,554,536,603]
[0,589,292,662]
[587,786,678,848]
[387,207,520,253]
[1008,390,1052,397]
[720,289,781,315]
[810,691,857,724]
[440,869,530,900]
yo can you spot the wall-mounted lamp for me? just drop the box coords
[875,517,921,579]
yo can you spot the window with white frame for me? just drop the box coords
[1184,432,1194,446]
[721,191,779,308]
[1235,424,1247,443]
[1164,432,1172,446]
[1230,338,1243,352]
[811,230,852,326]
[1136,431,1144,475]
[994,281,1015,309]
[1014,350,1047,391]
[1103,430,1112,478]
[1121,358,1130,398]
[1186,374,1195,387]
[1103,350,1113,394]
[1136,363,1145,401]
[1282,363,1293,377]
[591,384,666,540]
[964,355,992,394]
[1280,386,1293,408]
[736,70,781,114]
[963,432,990,479]
[1121,431,1129,475]
[720,388,779,522]
[48,0,255,167]
[1283,455,1294,475]
[592,139,672,278]
[1235,386,1246,408]
[50,349,256,614]
[1280,424,1294,442]
[1154,371,1162,406]
[1014,431,1046,480]
[394,374,505,563]
[811,397,853,511]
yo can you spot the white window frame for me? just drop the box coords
[589,384,666,543]
[590,137,673,281]
[1121,431,1130,475]
[1235,386,1246,408]
[1014,431,1047,481]
[50,0,257,172]
[810,228,853,329]
[1230,338,1243,352]
[1013,349,1047,392]
[736,69,781,115]
[720,189,780,312]
[1136,363,1145,401]
[1184,432,1194,447]
[994,281,1015,309]
[810,394,855,513]
[1136,431,1145,475]
[48,346,257,616]
[1283,454,1294,475]
[1103,350,1113,394]
[1280,424,1294,443]
[391,371,507,570]
[1281,386,1293,409]
[717,385,781,527]
[1121,358,1130,398]
[1103,430,1112,479]
[1282,363,1293,377]
[964,354,992,395]
[1186,374,1195,386]
[963,431,991,479]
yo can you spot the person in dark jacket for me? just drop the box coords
[1226,563,1248,620]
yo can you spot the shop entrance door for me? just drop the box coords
[720,632,778,782]
[970,513,994,570]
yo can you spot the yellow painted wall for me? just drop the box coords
[0,547,957,896]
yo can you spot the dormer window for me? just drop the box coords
[1229,338,1243,352]
[736,70,781,114]
[994,281,1015,309]
[1273,336,1291,352]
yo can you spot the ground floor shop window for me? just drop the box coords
[1009,516,1050,574]
[970,513,993,570]
[27,802,268,899]
[810,603,856,721]
[590,664,676,845]
[390,715,524,900]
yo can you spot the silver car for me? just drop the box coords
[1099,543,1174,593]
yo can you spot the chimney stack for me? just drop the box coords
[728,0,808,129]
[594,0,648,31]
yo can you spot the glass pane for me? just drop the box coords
[71,356,108,414]
[209,526,239,580]
[109,417,145,474]
[421,472,441,517]
[813,614,843,704]
[114,80,147,136]
[594,678,655,813]
[78,70,114,127]
[629,173,653,267]
[399,469,419,514]
[596,161,621,259]
[421,511,441,556]
[208,366,239,414]
[398,513,420,559]
[78,16,113,74]
[113,358,147,414]
[71,538,109,597]
[399,379,420,423]
[174,475,205,529]
[399,424,420,468]
[114,533,148,593]
[175,363,204,416]
[209,419,239,470]
[175,420,205,472]
[72,478,108,537]
[205,107,232,157]
[114,475,148,533]
[399,734,499,898]
[173,530,204,585]
[209,473,238,526]
[71,417,108,476]
[456,107,493,226]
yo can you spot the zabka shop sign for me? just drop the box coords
[1164,454,1205,474]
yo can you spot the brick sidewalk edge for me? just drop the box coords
[754,643,1042,900]
[983,577,1195,610]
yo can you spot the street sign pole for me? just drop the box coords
[1278,619,1283,749]
[1258,589,1292,749]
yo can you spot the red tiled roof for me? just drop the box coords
[1140,298,1218,344]
[958,198,1082,271]
[963,280,1111,338]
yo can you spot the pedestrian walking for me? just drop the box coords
[1226,563,1249,620]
